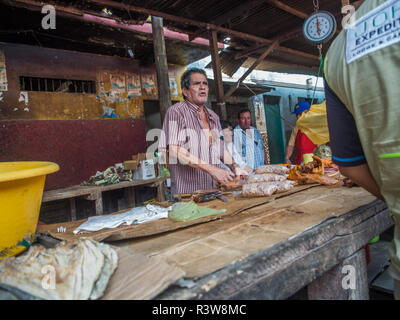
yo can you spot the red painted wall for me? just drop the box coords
[0,119,146,190]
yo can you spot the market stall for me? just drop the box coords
[0,178,392,300]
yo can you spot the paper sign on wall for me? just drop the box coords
[169,76,178,97]
[110,74,125,93]
[141,74,157,96]
[126,74,142,97]
[0,51,8,91]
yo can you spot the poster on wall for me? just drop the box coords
[141,74,157,97]
[169,76,178,97]
[126,74,142,97]
[0,51,8,91]
[110,74,125,93]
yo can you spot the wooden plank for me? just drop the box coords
[308,248,369,300]
[37,184,316,242]
[155,200,392,299]
[264,0,308,19]
[223,40,280,100]
[42,177,165,202]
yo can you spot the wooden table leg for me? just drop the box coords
[84,191,103,215]
[307,248,369,300]
[69,198,77,221]
[157,181,165,202]
[95,195,103,215]
[124,187,135,208]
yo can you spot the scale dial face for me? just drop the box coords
[303,11,337,44]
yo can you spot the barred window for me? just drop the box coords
[19,76,96,94]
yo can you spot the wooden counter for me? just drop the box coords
[114,185,393,300]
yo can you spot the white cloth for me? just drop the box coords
[73,204,171,234]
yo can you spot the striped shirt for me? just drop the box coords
[233,125,265,170]
[159,100,224,195]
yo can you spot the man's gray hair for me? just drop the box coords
[180,68,208,94]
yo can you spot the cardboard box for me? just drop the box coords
[123,160,139,171]
[132,153,155,162]
[133,159,156,180]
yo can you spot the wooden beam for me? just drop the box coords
[264,0,308,19]
[209,30,227,120]
[152,16,171,124]
[235,26,303,60]
[223,40,280,101]
[190,0,265,41]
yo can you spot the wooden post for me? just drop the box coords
[224,40,280,101]
[152,16,171,123]
[307,248,369,300]
[209,30,227,120]
[69,198,77,221]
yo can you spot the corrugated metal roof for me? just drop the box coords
[1,0,365,74]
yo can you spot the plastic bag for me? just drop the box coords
[168,201,226,222]
[297,101,330,145]
[255,165,289,175]
[247,173,287,184]
[242,181,294,198]
[242,182,277,197]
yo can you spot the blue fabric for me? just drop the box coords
[233,125,265,170]
[293,101,311,115]
[332,155,366,162]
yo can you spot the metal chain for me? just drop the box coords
[313,0,319,12]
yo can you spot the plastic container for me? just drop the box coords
[303,153,314,164]
[0,161,59,259]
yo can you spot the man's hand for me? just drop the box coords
[208,166,235,183]
[244,165,253,174]
[234,166,249,179]
[285,158,292,165]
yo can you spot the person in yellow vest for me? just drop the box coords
[324,0,400,299]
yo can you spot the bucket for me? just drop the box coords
[0,161,59,259]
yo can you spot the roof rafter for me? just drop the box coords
[189,0,265,41]
[81,0,319,60]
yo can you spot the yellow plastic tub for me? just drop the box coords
[0,161,59,259]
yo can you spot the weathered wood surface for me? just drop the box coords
[42,177,165,202]
[118,186,377,279]
[42,176,166,217]
[37,184,315,242]
[308,248,369,300]
[153,199,392,300]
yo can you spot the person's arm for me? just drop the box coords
[169,145,235,183]
[324,77,384,201]
[285,125,298,164]
[221,144,249,177]
[338,164,384,200]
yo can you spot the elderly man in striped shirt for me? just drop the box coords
[159,68,248,196]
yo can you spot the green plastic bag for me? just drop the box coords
[168,201,226,222]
